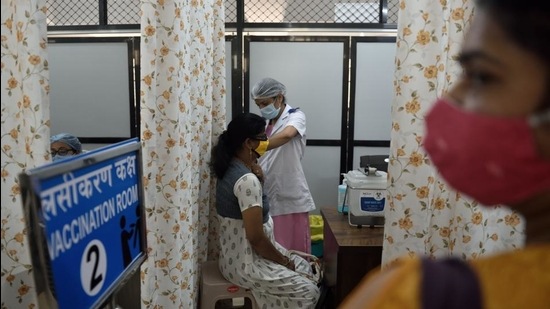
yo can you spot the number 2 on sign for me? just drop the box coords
[80,239,107,296]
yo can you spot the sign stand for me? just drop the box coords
[20,138,147,309]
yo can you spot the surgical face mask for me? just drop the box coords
[254,140,269,157]
[260,102,280,120]
[51,147,76,162]
[52,154,69,162]
[424,98,550,206]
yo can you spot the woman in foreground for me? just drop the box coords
[340,0,550,308]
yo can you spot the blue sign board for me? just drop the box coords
[20,138,146,309]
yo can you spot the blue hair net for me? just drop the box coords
[250,77,287,100]
[50,133,82,153]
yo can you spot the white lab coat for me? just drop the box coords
[259,104,316,216]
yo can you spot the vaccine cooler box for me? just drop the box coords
[344,169,387,227]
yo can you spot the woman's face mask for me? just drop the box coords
[52,154,69,162]
[51,146,76,162]
[260,98,281,120]
[250,133,269,158]
[424,98,550,206]
[254,140,269,157]
[424,10,550,206]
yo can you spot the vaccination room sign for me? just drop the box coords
[19,139,146,309]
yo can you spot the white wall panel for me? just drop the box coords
[248,40,344,140]
[302,146,342,214]
[354,42,396,140]
[49,41,132,138]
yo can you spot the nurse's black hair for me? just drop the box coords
[210,113,266,179]
[476,0,550,110]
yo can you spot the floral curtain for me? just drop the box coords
[383,0,524,266]
[1,0,50,307]
[139,0,226,307]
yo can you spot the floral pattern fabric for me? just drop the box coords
[1,0,50,307]
[383,0,524,267]
[139,0,226,308]
[1,0,225,307]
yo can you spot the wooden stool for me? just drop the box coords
[200,261,258,309]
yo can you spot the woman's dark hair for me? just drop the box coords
[476,0,550,109]
[476,0,550,67]
[210,113,266,178]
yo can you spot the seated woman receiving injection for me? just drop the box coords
[210,113,320,308]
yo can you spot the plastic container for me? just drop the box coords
[344,170,388,218]
[337,179,349,213]
[309,215,324,258]
[309,215,324,241]
[311,240,323,258]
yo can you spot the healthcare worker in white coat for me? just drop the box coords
[251,77,316,253]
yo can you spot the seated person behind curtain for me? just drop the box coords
[50,133,83,162]
[251,77,316,254]
[340,0,550,308]
[210,113,320,308]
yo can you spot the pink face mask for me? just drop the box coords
[424,98,550,206]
